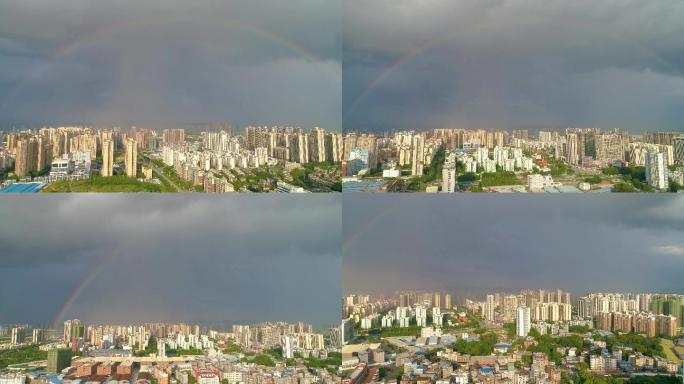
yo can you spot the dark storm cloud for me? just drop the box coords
[0,195,341,328]
[0,0,341,130]
[343,0,684,132]
[342,195,684,297]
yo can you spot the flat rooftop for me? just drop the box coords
[73,356,198,364]
[0,182,44,193]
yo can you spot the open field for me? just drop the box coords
[42,176,162,192]
[660,338,682,363]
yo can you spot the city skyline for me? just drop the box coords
[0,195,341,327]
[342,286,684,380]
[343,0,684,132]
[0,319,322,331]
[1,125,342,192]
[343,289,684,303]
[0,0,341,130]
[343,195,684,296]
[0,124,339,133]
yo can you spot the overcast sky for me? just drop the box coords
[343,0,684,132]
[0,0,341,130]
[343,195,684,298]
[0,195,341,329]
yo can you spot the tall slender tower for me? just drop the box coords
[516,307,531,337]
[444,293,452,310]
[485,294,496,321]
[125,137,137,177]
[411,134,425,177]
[102,139,114,177]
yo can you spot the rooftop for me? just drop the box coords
[0,182,44,193]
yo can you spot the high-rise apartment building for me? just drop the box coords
[595,132,624,165]
[645,150,668,190]
[566,133,579,165]
[125,137,137,177]
[399,293,409,307]
[309,127,327,163]
[32,329,42,343]
[102,139,114,177]
[484,294,496,321]
[162,129,185,146]
[282,335,295,359]
[442,161,456,193]
[411,135,424,177]
[516,307,530,337]
[47,349,72,374]
[672,136,684,165]
[10,328,23,345]
[14,137,40,177]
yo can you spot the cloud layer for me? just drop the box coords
[0,0,341,130]
[343,195,684,297]
[0,195,341,328]
[343,0,684,132]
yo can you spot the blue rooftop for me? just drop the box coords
[342,179,387,192]
[0,182,43,193]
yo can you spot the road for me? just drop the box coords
[143,156,183,192]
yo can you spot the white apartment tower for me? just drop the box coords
[516,307,531,338]
[282,335,295,359]
[442,162,456,192]
[645,150,668,190]
[484,294,496,321]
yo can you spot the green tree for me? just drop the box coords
[0,346,48,369]
[503,323,516,339]
[451,333,498,355]
[457,172,478,183]
[251,354,275,367]
[626,376,681,384]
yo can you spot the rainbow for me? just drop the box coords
[343,38,439,121]
[49,255,111,330]
[342,203,398,256]
[0,14,340,113]
[343,19,680,122]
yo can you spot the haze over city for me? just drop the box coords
[0,0,341,130]
[343,0,684,132]
[342,195,684,296]
[0,195,341,328]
